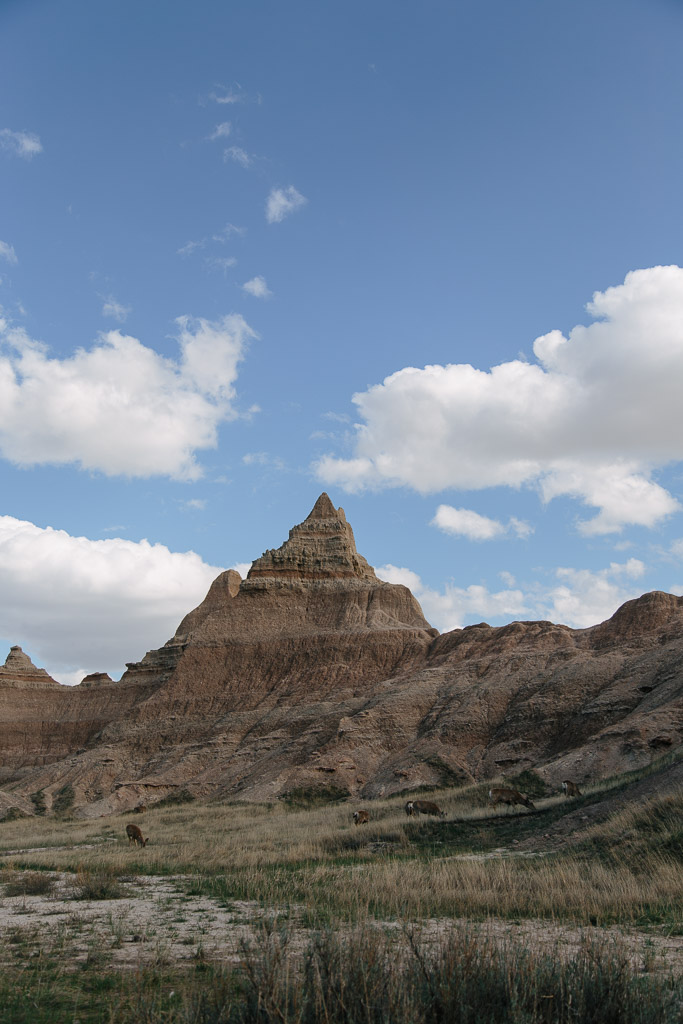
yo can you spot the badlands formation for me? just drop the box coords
[1,493,682,818]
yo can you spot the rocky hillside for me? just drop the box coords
[1,494,682,818]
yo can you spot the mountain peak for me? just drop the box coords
[248,495,376,581]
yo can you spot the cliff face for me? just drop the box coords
[1,495,682,818]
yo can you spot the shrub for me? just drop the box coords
[1,806,29,822]
[70,868,124,900]
[279,785,349,808]
[52,783,75,817]
[2,870,55,896]
[30,789,46,816]
[154,787,195,808]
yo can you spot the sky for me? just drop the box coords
[2,0,683,684]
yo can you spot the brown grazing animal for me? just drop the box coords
[405,800,415,816]
[488,787,535,810]
[133,804,146,813]
[125,823,149,847]
[353,809,369,825]
[561,780,582,797]
[409,799,445,817]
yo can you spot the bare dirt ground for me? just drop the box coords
[1,870,680,976]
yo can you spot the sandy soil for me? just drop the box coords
[0,870,680,976]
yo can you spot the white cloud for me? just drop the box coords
[0,313,256,479]
[376,564,528,633]
[242,276,272,299]
[230,561,252,578]
[316,266,683,534]
[209,121,232,140]
[376,556,646,633]
[0,241,17,264]
[242,451,286,470]
[0,129,42,159]
[225,146,252,168]
[207,256,237,275]
[178,223,244,258]
[431,504,532,541]
[538,559,646,629]
[266,186,307,224]
[101,296,130,323]
[0,516,223,682]
[210,88,243,105]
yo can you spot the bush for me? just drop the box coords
[30,789,46,816]
[154,788,196,808]
[69,868,124,900]
[2,870,55,897]
[279,785,350,809]
[1,806,29,822]
[52,783,75,817]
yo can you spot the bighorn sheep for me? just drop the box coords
[406,799,445,818]
[353,809,369,825]
[488,787,535,811]
[561,780,582,798]
[133,804,146,814]
[126,823,149,847]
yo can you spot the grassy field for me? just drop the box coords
[0,757,681,1022]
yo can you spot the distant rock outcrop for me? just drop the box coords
[1,495,682,816]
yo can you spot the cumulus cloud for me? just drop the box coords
[538,559,646,628]
[242,276,272,299]
[431,504,532,541]
[376,564,528,633]
[0,241,17,264]
[266,186,307,224]
[0,516,223,682]
[101,295,130,322]
[316,266,683,534]
[0,313,256,479]
[376,556,646,633]
[0,128,42,159]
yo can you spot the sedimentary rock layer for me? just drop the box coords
[1,495,682,816]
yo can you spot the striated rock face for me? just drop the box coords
[2,495,683,816]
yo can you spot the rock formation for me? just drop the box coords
[1,494,682,817]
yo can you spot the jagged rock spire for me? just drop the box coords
[3,646,47,674]
[248,493,377,581]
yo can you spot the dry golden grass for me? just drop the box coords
[1,770,681,928]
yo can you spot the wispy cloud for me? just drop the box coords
[101,295,131,323]
[224,146,252,168]
[210,87,244,105]
[242,276,272,299]
[208,121,232,140]
[177,223,244,258]
[206,256,237,275]
[266,186,307,224]
[0,128,42,159]
[0,241,17,264]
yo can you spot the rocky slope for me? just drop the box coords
[1,494,682,817]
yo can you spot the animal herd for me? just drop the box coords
[124,779,584,844]
[350,778,582,827]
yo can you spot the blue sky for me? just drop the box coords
[2,0,683,683]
